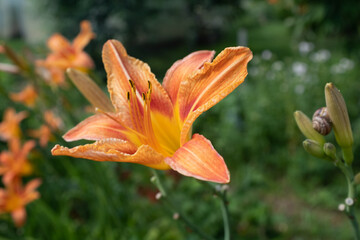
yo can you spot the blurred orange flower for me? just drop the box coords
[44,110,63,130]
[29,125,52,147]
[0,108,27,141]
[10,85,38,107]
[28,111,61,147]
[0,139,34,185]
[37,20,95,86]
[0,178,41,227]
[52,40,252,183]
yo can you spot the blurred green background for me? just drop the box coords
[1,0,360,239]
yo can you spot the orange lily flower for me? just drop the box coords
[9,85,38,107]
[36,20,95,86]
[0,108,27,141]
[0,139,34,185]
[44,110,63,131]
[52,40,252,183]
[28,125,52,147]
[0,178,41,227]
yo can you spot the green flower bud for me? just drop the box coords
[325,83,353,164]
[325,83,353,148]
[323,142,337,160]
[303,139,325,159]
[294,111,325,145]
[354,172,360,185]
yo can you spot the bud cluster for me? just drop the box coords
[294,83,354,165]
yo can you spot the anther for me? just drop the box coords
[129,79,136,92]
[142,93,146,102]
[127,92,130,101]
[148,81,152,94]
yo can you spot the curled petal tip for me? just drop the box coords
[165,134,230,183]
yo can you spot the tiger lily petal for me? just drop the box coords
[52,40,252,183]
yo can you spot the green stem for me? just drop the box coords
[220,191,230,240]
[205,182,231,240]
[336,160,360,239]
[151,170,215,240]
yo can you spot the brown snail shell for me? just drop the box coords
[312,107,332,135]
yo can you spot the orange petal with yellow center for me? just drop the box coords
[102,40,173,122]
[51,139,169,170]
[47,34,71,53]
[63,114,128,142]
[162,50,214,104]
[165,134,229,183]
[178,47,252,145]
[73,20,95,51]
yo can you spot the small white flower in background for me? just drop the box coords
[173,213,179,220]
[338,203,346,211]
[310,49,331,62]
[298,41,314,55]
[272,61,284,71]
[261,50,272,60]
[340,58,354,70]
[295,84,305,95]
[331,58,354,74]
[292,62,308,76]
[155,192,162,200]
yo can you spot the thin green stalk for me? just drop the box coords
[345,172,360,240]
[151,169,215,240]
[205,182,231,240]
[336,160,360,239]
[220,191,230,240]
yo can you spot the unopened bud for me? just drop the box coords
[67,68,114,113]
[345,197,354,206]
[323,143,337,160]
[303,139,325,158]
[294,111,325,145]
[354,172,360,185]
[325,83,353,148]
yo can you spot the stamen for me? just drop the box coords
[129,79,136,93]
[142,92,146,102]
[127,79,144,133]
[148,81,152,94]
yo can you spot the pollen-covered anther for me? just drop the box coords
[129,79,136,93]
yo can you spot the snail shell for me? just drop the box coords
[312,107,332,135]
